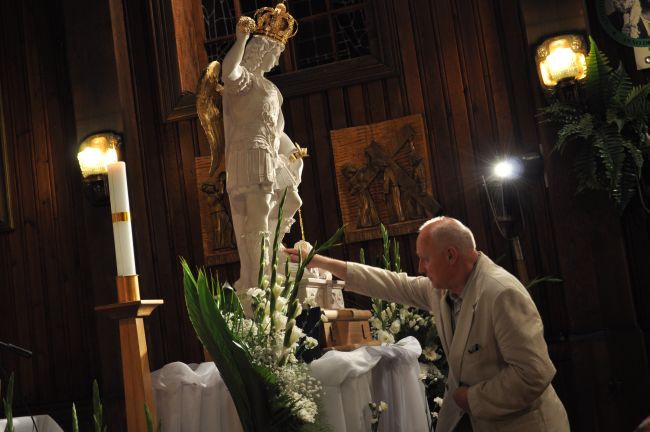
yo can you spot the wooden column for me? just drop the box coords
[96,275,163,432]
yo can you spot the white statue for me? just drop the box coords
[197,2,304,293]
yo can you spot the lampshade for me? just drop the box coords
[77,132,120,178]
[535,34,587,89]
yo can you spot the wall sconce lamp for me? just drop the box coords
[535,34,588,99]
[482,153,542,285]
[77,132,121,206]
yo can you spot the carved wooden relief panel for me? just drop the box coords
[331,114,441,243]
[195,156,239,265]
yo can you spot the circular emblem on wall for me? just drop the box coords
[597,0,650,47]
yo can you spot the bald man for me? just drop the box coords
[288,216,569,432]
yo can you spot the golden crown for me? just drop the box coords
[252,2,298,46]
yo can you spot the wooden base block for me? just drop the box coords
[321,309,380,351]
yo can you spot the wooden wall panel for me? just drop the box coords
[0,0,648,429]
[0,0,100,425]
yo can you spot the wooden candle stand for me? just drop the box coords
[95,275,163,432]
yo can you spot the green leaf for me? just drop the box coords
[72,403,79,432]
[585,36,612,114]
[145,404,160,432]
[92,380,105,432]
[525,276,563,290]
[2,373,14,432]
[380,224,390,270]
[181,258,273,432]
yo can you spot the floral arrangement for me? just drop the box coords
[368,401,388,432]
[182,191,343,432]
[365,225,447,426]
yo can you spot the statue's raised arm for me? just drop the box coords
[222,17,254,82]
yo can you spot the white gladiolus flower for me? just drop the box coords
[371,317,383,330]
[272,283,283,298]
[275,296,288,312]
[289,324,304,345]
[273,311,288,330]
[389,320,401,334]
[399,308,409,321]
[380,310,387,320]
[378,401,388,412]
[292,302,303,319]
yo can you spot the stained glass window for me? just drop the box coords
[202,0,370,71]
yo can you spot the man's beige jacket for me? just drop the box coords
[346,253,570,432]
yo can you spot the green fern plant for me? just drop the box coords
[539,36,650,212]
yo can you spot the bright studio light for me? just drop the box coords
[492,159,521,180]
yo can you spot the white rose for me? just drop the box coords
[423,347,441,362]
[434,397,443,407]
[389,320,401,334]
[377,330,395,344]
[304,336,318,349]
[378,401,388,412]
[408,320,416,328]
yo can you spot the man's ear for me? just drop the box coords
[447,247,458,264]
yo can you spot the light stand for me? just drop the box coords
[482,174,529,285]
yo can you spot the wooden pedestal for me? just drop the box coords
[95,276,163,432]
[321,309,380,351]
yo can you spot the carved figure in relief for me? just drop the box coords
[201,171,236,250]
[405,140,427,218]
[341,163,380,228]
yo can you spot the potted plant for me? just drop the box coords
[539,36,650,212]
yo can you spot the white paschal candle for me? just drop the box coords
[107,162,137,276]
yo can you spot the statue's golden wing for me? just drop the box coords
[196,61,225,176]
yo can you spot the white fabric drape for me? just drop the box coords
[0,415,63,432]
[151,338,430,432]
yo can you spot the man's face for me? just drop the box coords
[416,231,448,289]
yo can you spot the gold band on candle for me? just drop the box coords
[116,275,141,302]
[112,212,130,223]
